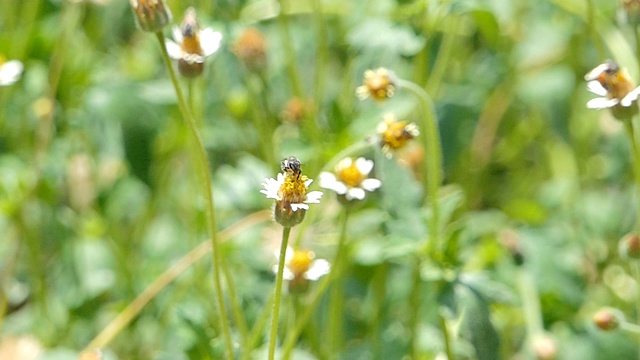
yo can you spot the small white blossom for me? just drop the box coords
[261,173,323,211]
[0,60,23,86]
[319,157,382,201]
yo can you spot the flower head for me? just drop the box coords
[377,113,420,157]
[273,248,330,293]
[356,68,397,102]
[319,157,382,201]
[233,27,267,72]
[130,0,172,33]
[621,0,640,25]
[0,57,23,87]
[585,60,640,113]
[165,7,222,78]
[261,157,323,227]
[593,308,623,331]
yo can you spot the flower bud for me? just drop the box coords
[532,334,557,360]
[233,28,267,72]
[130,0,172,33]
[593,308,623,331]
[621,0,640,26]
[619,232,640,260]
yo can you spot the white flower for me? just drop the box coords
[260,173,323,211]
[273,247,331,281]
[319,157,382,201]
[0,59,23,86]
[165,7,222,76]
[585,60,640,109]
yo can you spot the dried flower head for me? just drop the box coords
[319,157,382,201]
[619,232,640,260]
[585,60,640,118]
[130,0,172,33]
[165,8,222,78]
[0,56,23,86]
[233,27,267,72]
[281,97,310,124]
[377,113,420,157]
[261,157,323,227]
[621,0,640,25]
[356,68,397,102]
[592,308,623,331]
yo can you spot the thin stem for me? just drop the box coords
[586,0,605,60]
[622,321,640,335]
[635,26,640,77]
[276,0,303,97]
[397,80,443,258]
[155,32,234,358]
[328,209,350,354]
[370,263,388,360]
[425,15,461,95]
[242,293,275,360]
[408,258,423,359]
[222,257,250,347]
[268,226,292,360]
[623,120,640,230]
[83,211,271,352]
[516,267,544,352]
[439,313,456,360]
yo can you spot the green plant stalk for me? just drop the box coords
[623,119,640,230]
[155,32,234,358]
[425,15,461,95]
[268,226,292,360]
[276,0,304,97]
[242,293,275,360]
[370,263,388,360]
[635,27,640,78]
[586,0,605,60]
[622,320,640,335]
[222,257,249,346]
[516,267,544,351]
[83,211,271,352]
[397,79,443,257]
[408,258,423,359]
[439,313,456,360]
[328,208,350,354]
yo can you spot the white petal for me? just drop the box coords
[172,26,183,44]
[291,203,309,211]
[200,28,223,57]
[584,63,609,81]
[361,178,382,191]
[304,178,314,187]
[261,177,281,199]
[273,264,295,280]
[305,259,331,280]
[0,60,23,86]
[336,157,353,170]
[355,157,374,175]
[331,182,348,195]
[586,81,608,96]
[346,188,365,200]
[318,172,337,189]
[621,87,640,107]
[587,97,619,109]
[165,40,184,60]
[305,191,323,203]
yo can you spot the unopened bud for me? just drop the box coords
[130,0,172,33]
[593,308,623,331]
[619,232,640,260]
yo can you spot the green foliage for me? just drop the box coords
[1,0,640,359]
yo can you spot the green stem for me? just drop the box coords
[328,209,350,354]
[517,267,544,351]
[222,257,249,347]
[622,321,640,335]
[623,120,640,230]
[425,15,460,95]
[635,26,640,77]
[155,32,234,358]
[276,0,303,97]
[586,0,605,60]
[439,313,456,360]
[242,293,275,360]
[397,79,443,258]
[268,226,292,360]
[408,258,423,359]
[370,263,388,360]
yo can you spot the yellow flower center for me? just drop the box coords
[364,70,394,101]
[278,173,308,205]
[182,35,203,56]
[288,250,314,277]
[381,119,416,150]
[336,161,365,188]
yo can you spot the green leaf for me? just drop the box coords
[457,284,501,360]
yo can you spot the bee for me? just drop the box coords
[281,156,302,179]
[585,60,635,100]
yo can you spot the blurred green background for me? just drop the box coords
[1,0,640,359]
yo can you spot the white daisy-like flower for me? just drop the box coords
[261,157,323,227]
[274,247,330,281]
[319,157,382,201]
[0,59,23,87]
[261,173,323,211]
[355,67,397,102]
[585,60,640,109]
[165,7,222,77]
